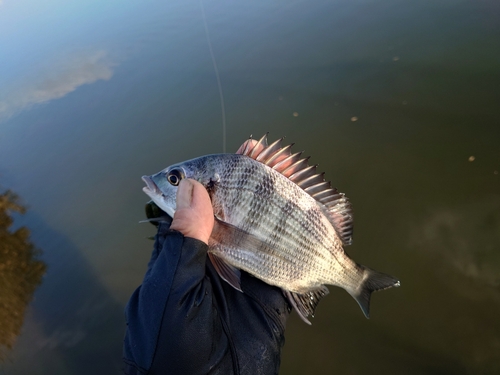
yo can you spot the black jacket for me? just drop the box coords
[123,222,290,375]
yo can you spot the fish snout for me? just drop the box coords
[142,175,161,196]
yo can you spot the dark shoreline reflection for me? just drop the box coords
[0,189,46,361]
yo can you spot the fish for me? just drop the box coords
[142,134,400,324]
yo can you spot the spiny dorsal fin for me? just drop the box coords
[236,134,354,246]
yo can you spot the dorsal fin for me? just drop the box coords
[256,137,284,162]
[281,157,310,177]
[266,144,294,167]
[235,134,354,246]
[249,133,268,158]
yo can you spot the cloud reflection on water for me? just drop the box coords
[410,196,500,290]
[0,50,114,122]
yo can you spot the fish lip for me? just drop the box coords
[142,175,176,218]
[142,175,162,196]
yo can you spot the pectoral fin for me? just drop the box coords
[209,217,280,291]
[211,216,271,254]
[208,217,263,293]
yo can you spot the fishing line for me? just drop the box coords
[200,0,227,153]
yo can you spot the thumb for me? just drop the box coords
[170,179,214,244]
[175,177,194,210]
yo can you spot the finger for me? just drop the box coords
[170,179,214,244]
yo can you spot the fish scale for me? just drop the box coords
[222,168,329,281]
[214,159,331,288]
[222,162,341,290]
[142,134,400,324]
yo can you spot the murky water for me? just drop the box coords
[1,0,499,373]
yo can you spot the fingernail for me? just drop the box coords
[176,179,193,209]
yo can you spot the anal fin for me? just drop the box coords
[284,286,329,325]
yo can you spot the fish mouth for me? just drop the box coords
[142,175,161,197]
[142,175,176,218]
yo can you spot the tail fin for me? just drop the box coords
[349,267,400,319]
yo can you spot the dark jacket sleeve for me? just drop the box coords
[123,222,290,375]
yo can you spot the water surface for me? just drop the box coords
[1,0,499,374]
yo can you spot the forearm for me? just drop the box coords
[123,223,231,374]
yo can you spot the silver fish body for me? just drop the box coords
[142,135,399,323]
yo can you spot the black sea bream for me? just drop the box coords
[142,134,400,323]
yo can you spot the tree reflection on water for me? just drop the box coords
[0,190,46,360]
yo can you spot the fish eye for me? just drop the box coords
[167,168,184,186]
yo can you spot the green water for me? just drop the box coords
[0,0,499,373]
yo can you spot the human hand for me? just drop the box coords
[170,179,214,245]
[170,138,261,244]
